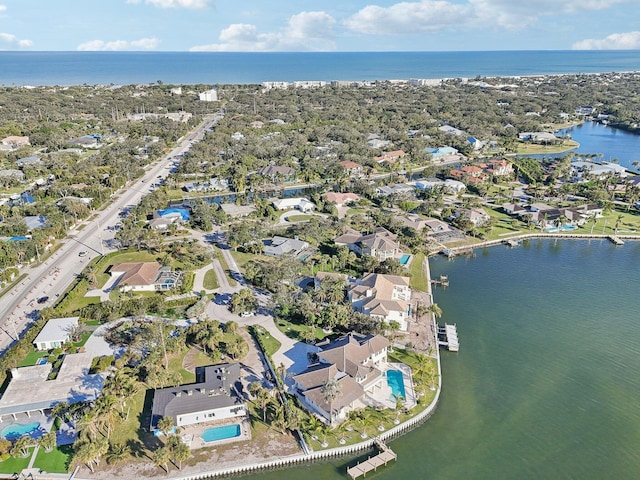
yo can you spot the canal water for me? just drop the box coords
[557,121,640,171]
[251,239,640,480]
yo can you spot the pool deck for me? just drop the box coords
[179,418,252,450]
[360,362,417,411]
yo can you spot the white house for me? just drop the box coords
[198,88,218,102]
[292,333,389,424]
[33,317,79,351]
[349,273,412,331]
[272,197,315,213]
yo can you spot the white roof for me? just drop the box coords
[33,317,79,345]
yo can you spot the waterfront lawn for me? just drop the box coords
[513,139,579,154]
[409,252,428,292]
[203,268,219,290]
[0,451,31,474]
[33,445,73,473]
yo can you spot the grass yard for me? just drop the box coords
[0,450,31,474]
[250,325,281,356]
[19,349,49,367]
[409,252,428,292]
[33,445,73,473]
[203,268,220,290]
[513,139,579,154]
[275,318,327,342]
[285,214,313,222]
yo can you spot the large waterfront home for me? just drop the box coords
[292,333,389,425]
[335,227,403,262]
[349,273,412,331]
[150,363,246,433]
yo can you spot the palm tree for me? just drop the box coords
[75,442,98,472]
[320,378,342,424]
[106,442,130,465]
[171,439,190,470]
[428,303,443,319]
[157,416,175,436]
[39,431,57,453]
[393,394,405,424]
[11,435,34,458]
[152,446,171,473]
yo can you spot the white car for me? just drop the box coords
[240,311,254,317]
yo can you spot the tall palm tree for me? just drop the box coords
[320,378,342,424]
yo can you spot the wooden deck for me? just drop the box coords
[438,323,459,352]
[347,439,397,479]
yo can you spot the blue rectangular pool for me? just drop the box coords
[386,369,406,400]
[399,254,411,265]
[202,424,241,443]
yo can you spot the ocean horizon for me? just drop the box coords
[2,50,640,86]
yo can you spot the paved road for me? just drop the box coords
[0,113,223,354]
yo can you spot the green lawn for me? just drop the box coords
[19,349,49,367]
[203,268,220,290]
[250,325,281,356]
[275,318,327,342]
[285,214,314,222]
[513,139,579,154]
[0,450,31,474]
[33,445,73,473]
[409,252,428,292]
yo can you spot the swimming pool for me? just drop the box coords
[544,224,578,232]
[201,424,241,443]
[36,358,47,365]
[386,369,406,400]
[1,422,40,440]
[399,254,411,266]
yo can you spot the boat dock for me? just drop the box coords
[346,439,397,479]
[431,274,449,287]
[438,323,459,352]
[608,235,625,245]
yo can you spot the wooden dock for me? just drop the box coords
[608,235,625,246]
[438,323,459,352]
[347,439,397,479]
[431,274,449,287]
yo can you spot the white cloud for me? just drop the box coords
[190,11,335,52]
[76,37,160,51]
[573,31,640,50]
[126,0,212,8]
[344,0,636,34]
[0,32,32,49]
[0,5,7,13]
[344,1,471,34]
[470,0,633,29]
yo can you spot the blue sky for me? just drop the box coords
[1,0,640,51]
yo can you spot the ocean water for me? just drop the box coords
[1,50,640,86]
[252,239,640,480]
